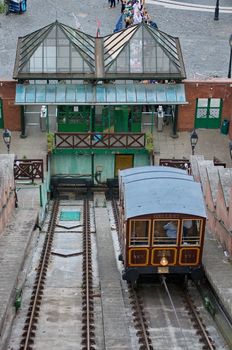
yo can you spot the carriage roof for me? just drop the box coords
[123,176,206,219]
[119,166,188,189]
[122,172,193,185]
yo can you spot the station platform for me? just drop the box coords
[203,230,232,319]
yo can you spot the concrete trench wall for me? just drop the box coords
[0,155,15,235]
[192,156,232,256]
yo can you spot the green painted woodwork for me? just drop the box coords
[195,98,222,129]
[0,98,4,128]
[60,211,81,221]
[51,153,92,176]
[131,106,142,132]
[57,105,91,132]
[57,105,143,133]
[134,153,151,167]
[94,154,114,182]
[53,148,148,155]
[50,152,150,182]
[114,106,128,132]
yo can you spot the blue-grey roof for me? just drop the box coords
[119,166,187,189]
[123,177,206,219]
[122,172,193,185]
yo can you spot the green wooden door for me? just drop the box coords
[57,106,90,132]
[0,98,4,129]
[131,106,142,132]
[195,98,222,129]
[114,106,128,132]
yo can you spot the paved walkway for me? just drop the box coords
[94,193,132,349]
[149,0,232,13]
[0,206,39,348]
[0,0,231,79]
[0,124,231,167]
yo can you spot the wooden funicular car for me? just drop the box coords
[118,166,206,285]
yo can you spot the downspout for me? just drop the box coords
[20,105,27,138]
[171,105,179,138]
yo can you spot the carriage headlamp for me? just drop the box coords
[160,255,168,266]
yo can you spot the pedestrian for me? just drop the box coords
[121,0,126,13]
[109,0,116,8]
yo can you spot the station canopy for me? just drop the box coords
[13,20,186,81]
[14,20,187,105]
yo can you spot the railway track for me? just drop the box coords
[182,287,215,350]
[111,195,153,350]
[110,194,221,350]
[9,191,229,350]
[82,198,95,350]
[20,200,59,350]
[19,198,96,350]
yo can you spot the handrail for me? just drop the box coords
[14,159,44,182]
[54,132,146,149]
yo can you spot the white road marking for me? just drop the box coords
[146,0,232,13]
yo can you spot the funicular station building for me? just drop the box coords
[13,20,187,187]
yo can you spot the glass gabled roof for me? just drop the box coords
[104,23,183,76]
[15,21,95,77]
[13,21,186,80]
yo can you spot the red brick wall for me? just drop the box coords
[178,80,232,132]
[0,80,21,131]
[0,79,231,134]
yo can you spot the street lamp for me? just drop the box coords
[2,128,11,154]
[228,34,232,79]
[214,0,219,20]
[190,129,198,155]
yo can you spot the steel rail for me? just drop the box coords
[111,195,153,350]
[184,290,215,350]
[82,198,95,350]
[20,200,59,350]
[128,285,153,350]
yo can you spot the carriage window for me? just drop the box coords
[153,220,178,245]
[130,220,150,246]
[181,219,201,245]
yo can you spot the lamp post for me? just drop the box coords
[228,34,232,79]
[2,128,11,154]
[214,0,219,20]
[190,129,198,155]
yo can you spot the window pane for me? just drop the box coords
[196,108,207,119]
[209,109,220,119]
[198,98,208,107]
[181,219,201,245]
[153,220,178,245]
[210,98,220,107]
[130,220,149,245]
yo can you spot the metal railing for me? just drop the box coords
[159,158,191,171]
[54,132,146,149]
[14,159,44,182]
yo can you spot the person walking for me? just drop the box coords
[109,0,116,8]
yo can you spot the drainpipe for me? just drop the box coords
[171,105,179,138]
[20,105,27,138]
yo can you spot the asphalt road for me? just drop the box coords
[0,0,231,79]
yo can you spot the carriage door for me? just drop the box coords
[195,98,222,129]
[115,154,133,177]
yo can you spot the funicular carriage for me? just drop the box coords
[118,166,206,285]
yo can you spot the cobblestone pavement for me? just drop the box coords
[0,0,231,79]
